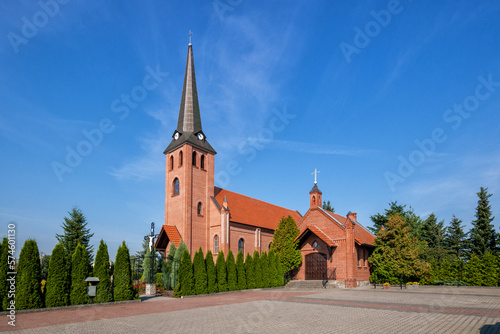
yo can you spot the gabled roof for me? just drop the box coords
[164,44,216,155]
[154,224,182,251]
[213,187,302,230]
[296,225,338,247]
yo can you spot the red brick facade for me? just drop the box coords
[154,43,375,287]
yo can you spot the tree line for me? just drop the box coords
[369,186,499,286]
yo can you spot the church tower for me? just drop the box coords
[163,42,217,255]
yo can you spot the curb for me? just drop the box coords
[0,299,141,315]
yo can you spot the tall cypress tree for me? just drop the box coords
[236,251,247,290]
[94,240,113,303]
[142,246,151,283]
[0,237,8,310]
[245,253,255,289]
[171,241,186,289]
[270,215,302,273]
[70,243,89,305]
[226,250,237,291]
[260,252,270,288]
[162,243,176,290]
[253,251,262,288]
[444,215,467,259]
[193,248,208,295]
[216,250,227,292]
[179,249,194,296]
[275,252,285,286]
[114,241,133,301]
[268,250,278,287]
[56,206,94,264]
[206,250,217,294]
[16,239,43,310]
[469,187,496,256]
[45,243,70,307]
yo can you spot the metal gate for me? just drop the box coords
[305,253,327,280]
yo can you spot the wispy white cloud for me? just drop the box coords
[268,139,379,157]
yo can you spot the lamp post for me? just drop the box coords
[144,222,158,296]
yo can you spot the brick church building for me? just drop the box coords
[155,42,375,287]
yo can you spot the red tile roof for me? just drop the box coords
[214,187,302,230]
[298,225,338,247]
[155,224,182,251]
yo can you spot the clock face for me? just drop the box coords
[174,132,180,140]
[197,133,204,140]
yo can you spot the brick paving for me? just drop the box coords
[2,286,500,333]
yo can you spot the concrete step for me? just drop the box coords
[284,280,344,289]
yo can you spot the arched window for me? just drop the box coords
[170,156,174,170]
[238,238,244,254]
[192,151,197,166]
[173,178,180,195]
[201,155,205,169]
[197,202,202,215]
[179,151,183,167]
[312,196,316,206]
[214,235,219,254]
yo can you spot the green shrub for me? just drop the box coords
[45,243,69,307]
[16,239,43,310]
[0,238,9,310]
[171,241,186,289]
[253,251,262,288]
[114,241,133,301]
[226,250,237,291]
[70,243,90,305]
[261,252,269,288]
[94,240,113,303]
[216,251,227,292]
[162,243,176,290]
[245,254,255,289]
[179,249,194,296]
[268,250,278,287]
[193,248,208,295]
[236,251,246,290]
[206,250,217,294]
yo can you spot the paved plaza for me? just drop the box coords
[2,286,500,333]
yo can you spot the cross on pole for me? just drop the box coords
[312,168,320,184]
[188,30,192,45]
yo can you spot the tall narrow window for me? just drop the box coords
[201,155,205,169]
[192,151,197,166]
[238,238,244,254]
[179,151,183,166]
[312,196,316,206]
[214,235,219,254]
[170,156,174,170]
[197,202,202,215]
[173,178,180,195]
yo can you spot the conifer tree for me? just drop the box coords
[142,246,151,283]
[179,249,194,296]
[171,241,186,289]
[268,250,278,287]
[226,250,237,291]
[193,248,208,295]
[56,206,94,264]
[162,243,176,290]
[463,253,483,286]
[368,215,430,284]
[15,239,43,310]
[94,240,113,303]
[114,241,133,301]
[45,243,70,307]
[216,250,227,292]
[275,253,285,286]
[260,252,270,288]
[444,215,467,259]
[70,243,89,305]
[253,251,262,288]
[206,250,217,294]
[236,251,247,290]
[481,252,498,286]
[469,187,496,256]
[0,237,9,310]
[245,254,255,289]
[271,215,302,273]
[369,202,423,238]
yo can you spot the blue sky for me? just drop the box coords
[1,0,499,260]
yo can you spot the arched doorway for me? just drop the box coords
[305,253,327,280]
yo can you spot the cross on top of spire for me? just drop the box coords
[312,168,320,184]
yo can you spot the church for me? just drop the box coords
[155,42,375,287]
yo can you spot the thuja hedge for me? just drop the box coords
[176,249,285,297]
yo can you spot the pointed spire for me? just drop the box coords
[177,44,202,134]
[164,43,216,155]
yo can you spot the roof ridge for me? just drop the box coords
[216,187,298,214]
[318,206,345,228]
[312,224,337,245]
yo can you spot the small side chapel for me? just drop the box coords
[155,42,375,287]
